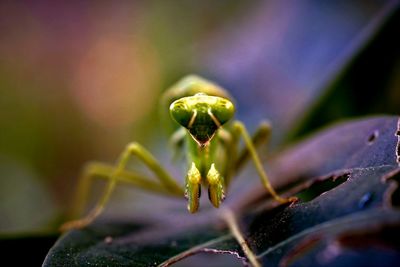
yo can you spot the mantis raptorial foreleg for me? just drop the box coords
[233,121,297,204]
[60,142,183,231]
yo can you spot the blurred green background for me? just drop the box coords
[0,1,254,234]
[0,0,399,239]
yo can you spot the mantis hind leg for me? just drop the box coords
[60,142,183,231]
[222,209,261,267]
[232,121,297,204]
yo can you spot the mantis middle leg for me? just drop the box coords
[60,142,183,231]
[222,121,272,187]
[232,121,297,204]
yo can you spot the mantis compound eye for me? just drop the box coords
[169,100,192,128]
[170,94,235,144]
[210,97,235,126]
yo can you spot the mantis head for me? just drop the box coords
[170,93,235,145]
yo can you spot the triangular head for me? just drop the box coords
[170,93,235,146]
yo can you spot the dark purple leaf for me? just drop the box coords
[43,117,400,266]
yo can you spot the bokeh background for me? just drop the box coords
[0,1,254,233]
[0,1,399,263]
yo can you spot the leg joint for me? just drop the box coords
[232,120,245,134]
[127,142,141,152]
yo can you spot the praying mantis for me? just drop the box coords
[61,75,296,267]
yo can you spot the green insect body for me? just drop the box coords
[170,93,235,212]
[61,74,295,232]
[60,75,296,267]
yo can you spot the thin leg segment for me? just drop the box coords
[222,209,261,267]
[218,128,238,187]
[234,120,271,173]
[222,121,271,187]
[61,142,183,231]
[69,162,181,218]
[233,121,296,204]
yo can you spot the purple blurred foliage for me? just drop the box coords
[199,0,398,142]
